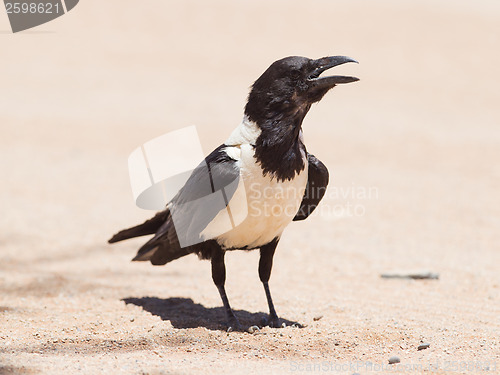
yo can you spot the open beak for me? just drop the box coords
[307,56,359,88]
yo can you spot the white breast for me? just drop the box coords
[200,118,308,250]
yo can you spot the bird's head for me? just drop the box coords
[245,56,359,125]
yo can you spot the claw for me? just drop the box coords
[227,317,243,332]
[248,325,260,334]
[263,315,284,328]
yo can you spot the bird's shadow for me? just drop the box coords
[123,296,300,331]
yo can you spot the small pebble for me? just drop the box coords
[313,315,323,321]
[388,356,400,364]
[418,343,430,351]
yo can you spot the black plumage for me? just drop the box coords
[109,55,358,330]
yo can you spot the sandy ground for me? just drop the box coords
[1,0,500,374]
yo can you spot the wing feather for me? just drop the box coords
[293,154,329,221]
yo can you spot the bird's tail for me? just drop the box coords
[131,218,191,265]
[108,208,191,265]
[108,210,170,243]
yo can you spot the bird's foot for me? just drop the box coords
[262,314,286,328]
[261,315,305,329]
[226,316,243,332]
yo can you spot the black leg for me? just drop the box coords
[211,249,241,330]
[259,239,282,327]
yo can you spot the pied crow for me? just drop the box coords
[109,56,359,331]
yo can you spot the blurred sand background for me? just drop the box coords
[1,0,499,374]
